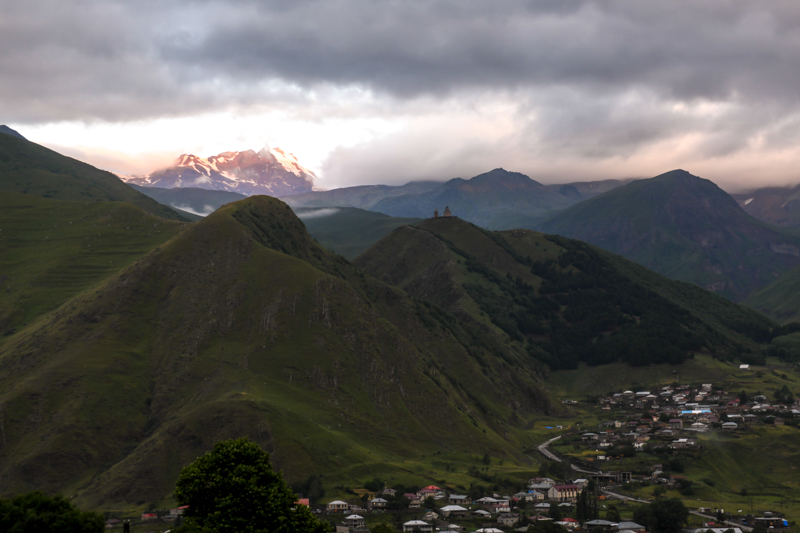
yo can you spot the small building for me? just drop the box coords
[722,422,739,431]
[343,515,365,528]
[404,493,421,508]
[327,500,350,512]
[669,418,683,430]
[739,364,750,370]
[473,509,492,518]
[498,513,520,526]
[617,522,646,532]
[449,494,471,505]
[367,497,388,511]
[141,513,157,522]
[443,206,452,218]
[548,484,582,502]
[583,519,618,532]
[403,520,433,532]
[441,505,468,518]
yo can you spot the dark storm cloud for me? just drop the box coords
[4,0,800,122]
[6,0,800,187]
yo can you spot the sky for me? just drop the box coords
[5,1,800,192]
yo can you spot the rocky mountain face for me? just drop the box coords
[123,148,316,197]
[731,186,800,228]
[538,169,800,301]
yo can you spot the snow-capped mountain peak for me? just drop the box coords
[121,147,315,197]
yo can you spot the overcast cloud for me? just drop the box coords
[5,1,800,190]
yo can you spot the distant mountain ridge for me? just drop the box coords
[732,185,800,228]
[123,147,316,197]
[367,168,577,229]
[538,169,800,300]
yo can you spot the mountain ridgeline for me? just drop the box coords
[357,217,774,370]
[0,195,555,507]
[537,170,800,301]
[0,131,187,221]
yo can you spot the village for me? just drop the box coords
[108,381,798,532]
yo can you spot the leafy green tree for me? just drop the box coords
[423,496,436,509]
[653,486,666,498]
[550,504,563,521]
[528,520,569,533]
[634,499,688,533]
[372,522,395,533]
[0,491,104,533]
[606,504,621,522]
[174,438,330,533]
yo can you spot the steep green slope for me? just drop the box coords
[744,266,800,324]
[371,168,576,229]
[0,196,553,508]
[0,133,186,221]
[356,217,774,370]
[295,207,421,259]
[538,169,800,300]
[0,192,186,340]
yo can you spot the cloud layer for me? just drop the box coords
[7,1,800,189]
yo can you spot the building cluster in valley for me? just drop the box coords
[586,382,800,448]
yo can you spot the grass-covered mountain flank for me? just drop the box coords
[0,196,555,508]
[0,192,186,339]
[356,217,774,370]
[0,133,186,221]
[538,169,800,300]
[295,207,421,260]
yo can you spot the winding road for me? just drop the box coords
[537,435,752,531]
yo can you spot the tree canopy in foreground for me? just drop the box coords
[174,437,330,533]
[0,491,104,533]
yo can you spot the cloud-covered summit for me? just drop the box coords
[7,1,800,188]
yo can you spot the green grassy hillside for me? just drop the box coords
[744,266,800,324]
[295,206,421,259]
[0,192,186,340]
[0,134,186,221]
[0,196,555,508]
[538,169,800,301]
[356,217,774,370]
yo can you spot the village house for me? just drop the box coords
[617,522,646,532]
[343,515,366,529]
[327,500,350,512]
[403,520,433,532]
[141,513,157,522]
[498,513,521,526]
[548,484,582,502]
[405,493,422,509]
[440,505,468,518]
[449,494,471,505]
[367,497,388,511]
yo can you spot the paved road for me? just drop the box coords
[537,435,597,474]
[538,436,563,462]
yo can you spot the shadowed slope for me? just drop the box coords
[538,170,800,300]
[357,217,774,370]
[0,133,186,221]
[0,196,552,507]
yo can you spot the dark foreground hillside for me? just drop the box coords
[0,196,553,507]
[357,217,774,370]
[0,132,186,221]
